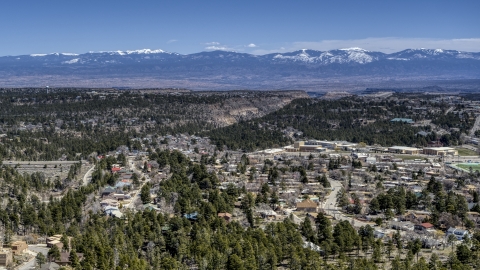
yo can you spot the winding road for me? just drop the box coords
[82,165,96,186]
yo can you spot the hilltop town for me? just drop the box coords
[0,89,479,269]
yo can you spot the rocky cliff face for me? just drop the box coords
[202,90,309,126]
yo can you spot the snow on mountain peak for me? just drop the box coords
[30,52,79,57]
[339,47,368,52]
[62,58,80,64]
[273,48,375,64]
[94,49,167,55]
[125,49,166,54]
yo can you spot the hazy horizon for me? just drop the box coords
[1,0,479,56]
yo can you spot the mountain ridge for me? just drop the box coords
[7,47,479,62]
[1,48,479,90]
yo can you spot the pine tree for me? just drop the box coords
[36,252,46,267]
[48,245,61,261]
[69,249,80,268]
[300,216,315,243]
[140,183,151,204]
[315,212,333,244]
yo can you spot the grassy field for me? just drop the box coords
[456,163,480,172]
[456,147,478,156]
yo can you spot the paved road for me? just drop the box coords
[444,155,480,163]
[125,158,150,209]
[283,209,303,225]
[4,160,81,165]
[82,165,96,186]
[18,245,49,270]
[322,179,370,227]
[445,106,455,115]
[470,115,480,136]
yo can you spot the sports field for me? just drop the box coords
[456,163,480,172]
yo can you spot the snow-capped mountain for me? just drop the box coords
[0,48,479,89]
[268,48,384,64]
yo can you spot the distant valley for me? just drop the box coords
[1,48,480,90]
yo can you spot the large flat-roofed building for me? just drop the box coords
[299,145,324,152]
[288,140,357,152]
[423,147,458,156]
[388,146,421,155]
[294,141,305,148]
[286,141,325,152]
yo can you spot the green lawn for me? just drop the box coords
[456,147,478,156]
[456,163,480,172]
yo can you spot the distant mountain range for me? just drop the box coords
[1,48,480,90]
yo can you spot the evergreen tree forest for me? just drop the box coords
[5,150,479,269]
[206,96,473,151]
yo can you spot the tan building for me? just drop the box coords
[218,212,232,223]
[294,141,305,149]
[296,199,318,212]
[423,147,458,156]
[387,146,421,155]
[11,241,28,255]
[286,141,324,152]
[0,249,13,267]
[47,235,65,250]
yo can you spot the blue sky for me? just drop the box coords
[1,0,479,56]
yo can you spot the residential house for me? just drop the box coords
[403,211,430,223]
[296,199,318,213]
[53,252,84,266]
[100,199,118,208]
[11,241,27,255]
[104,206,124,218]
[104,206,119,215]
[112,193,131,201]
[115,181,132,189]
[39,262,61,270]
[101,186,116,197]
[110,210,124,219]
[414,222,435,232]
[259,210,278,220]
[47,235,64,249]
[374,230,385,238]
[218,212,232,222]
[391,221,414,231]
[446,227,469,241]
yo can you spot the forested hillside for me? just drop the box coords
[207,95,474,151]
[0,89,305,160]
